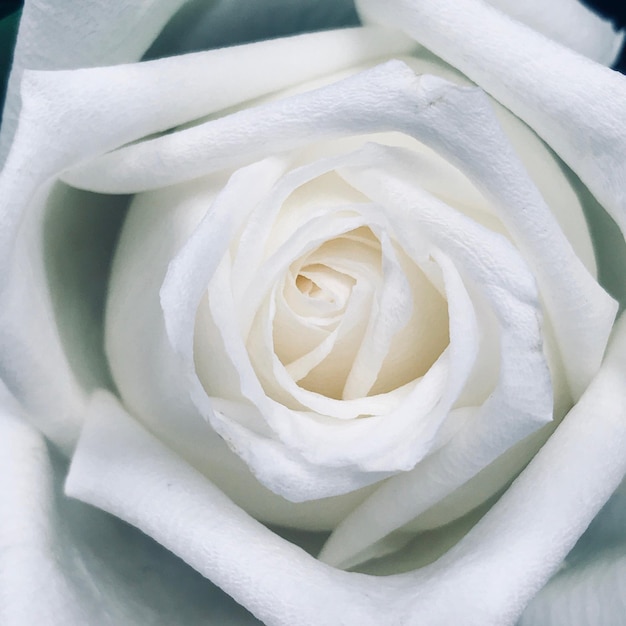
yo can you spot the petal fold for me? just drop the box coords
[355,0,626,242]
[0,382,257,625]
[0,0,188,162]
[66,313,626,626]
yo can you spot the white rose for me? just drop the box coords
[1,1,625,625]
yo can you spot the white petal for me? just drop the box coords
[202,187,482,482]
[233,207,369,344]
[230,161,369,303]
[59,57,429,195]
[208,401,395,501]
[355,0,626,243]
[250,271,385,415]
[383,55,599,284]
[57,28,414,193]
[65,391,400,624]
[66,316,626,626]
[342,231,414,399]
[392,312,626,625]
[321,154,554,567]
[0,181,91,452]
[202,203,465,477]
[0,383,258,626]
[180,167,384,499]
[203,256,399,492]
[348,90,616,399]
[0,0,187,163]
[76,55,615,398]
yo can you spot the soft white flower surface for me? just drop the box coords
[101,52,615,561]
[1,1,625,625]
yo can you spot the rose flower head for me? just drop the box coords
[1,1,626,625]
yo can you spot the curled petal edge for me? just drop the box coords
[66,313,626,626]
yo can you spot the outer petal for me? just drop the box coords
[0,0,187,162]
[0,382,259,626]
[486,0,624,65]
[355,0,626,239]
[67,313,626,626]
[66,391,403,626]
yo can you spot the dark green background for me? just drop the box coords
[0,3,19,116]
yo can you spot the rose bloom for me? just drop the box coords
[1,0,626,624]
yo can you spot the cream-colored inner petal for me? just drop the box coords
[267,222,449,403]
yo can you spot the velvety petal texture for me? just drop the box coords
[0,381,260,625]
[67,314,626,625]
[101,54,615,547]
[0,0,187,162]
[355,0,626,238]
[1,1,625,625]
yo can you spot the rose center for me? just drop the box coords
[269,226,450,402]
[295,263,356,314]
